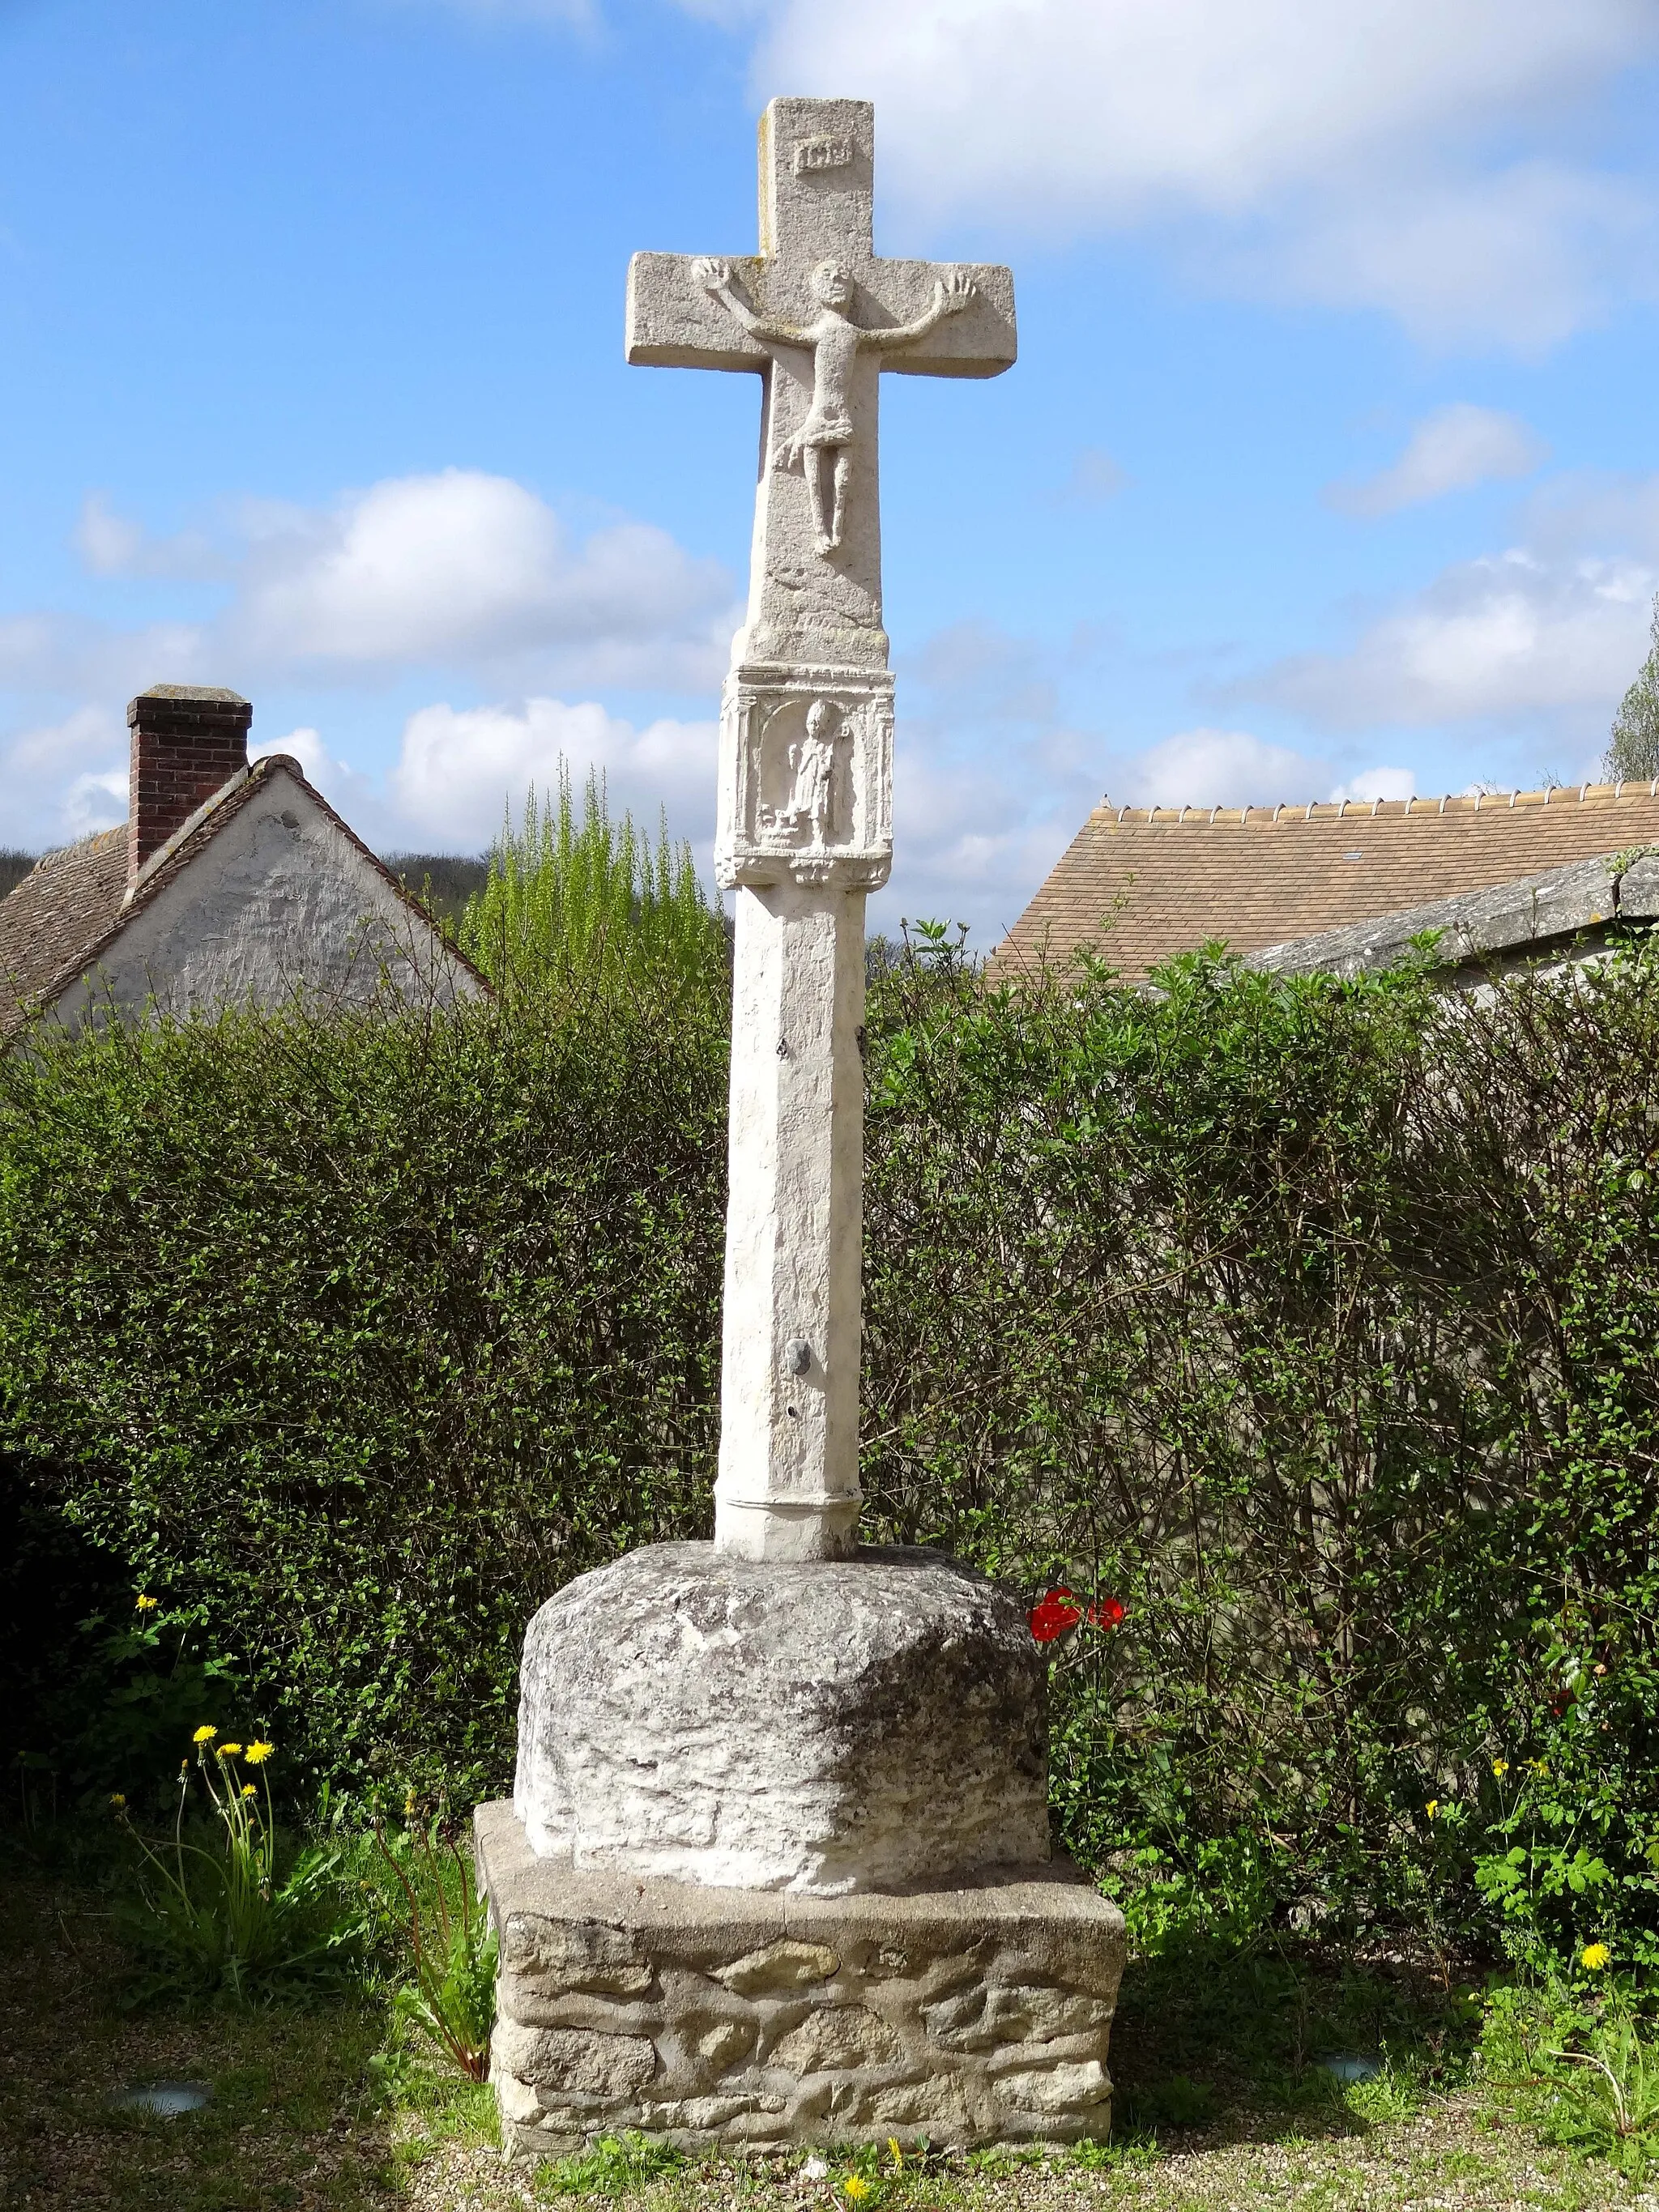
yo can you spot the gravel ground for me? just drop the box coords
[396,2099,1653,2212]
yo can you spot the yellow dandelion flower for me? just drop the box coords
[842,2179,872,2202]
[1425,1800,1439,1818]
[241,1784,257,1799]
[108,1792,126,1809]
[244,1741,274,1766]
[192,1725,218,1745]
[134,1595,158,1612]
[216,1743,243,1758]
[1581,1943,1612,1971]
[1491,1758,1508,1777]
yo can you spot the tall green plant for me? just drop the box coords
[458,767,723,995]
[1606,594,1659,782]
[113,1730,360,2005]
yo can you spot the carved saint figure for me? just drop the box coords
[789,700,841,847]
[694,255,975,556]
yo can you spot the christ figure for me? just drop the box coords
[695,255,975,556]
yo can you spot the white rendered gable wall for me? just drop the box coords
[49,766,481,1028]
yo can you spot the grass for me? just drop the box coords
[1,1856,1653,2212]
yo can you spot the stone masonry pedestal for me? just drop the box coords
[484,1545,1128,2155]
[478,1800,1127,2157]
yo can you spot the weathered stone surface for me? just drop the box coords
[1248,847,1659,984]
[492,2020,656,2099]
[996,2061,1111,2116]
[693,2019,756,2073]
[514,1542,1048,1894]
[479,1800,1126,2158]
[924,1982,1114,2050]
[501,1912,654,1993]
[719,1940,842,1994]
[494,2071,544,2127]
[768,2005,902,2073]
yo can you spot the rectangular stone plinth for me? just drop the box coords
[475,1800,1128,2159]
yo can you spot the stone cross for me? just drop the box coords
[627,97,1016,1561]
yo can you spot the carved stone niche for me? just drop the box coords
[715,664,893,893]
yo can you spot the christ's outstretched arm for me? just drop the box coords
[694,258,805,347]
[868,270,976,352]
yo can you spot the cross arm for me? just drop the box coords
[868,260,1017,379]
[626,251,772,371]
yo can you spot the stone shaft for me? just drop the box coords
[478,1799,1128,2159]
[716,884,867,1558]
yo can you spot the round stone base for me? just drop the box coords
[513,1542,1049,1895]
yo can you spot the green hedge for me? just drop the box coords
[2,941,1656,1970]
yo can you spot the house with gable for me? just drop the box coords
[0,684,484,1035]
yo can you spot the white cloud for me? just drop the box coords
[0,610,210,700]
[80,471,738,692]
[0,705,129,847]
[75,494,228,582]
[1055,448,1128,505]
[1122,727,1331,808]
[1329,766,1418,803]
[732,0,1659,344]
[63,769,129,837]
[882,735,1087,944]
[1268,162,1656,350]
[1256,548,1656,727]
[1329,404,1547,517]
[387,697,719,850]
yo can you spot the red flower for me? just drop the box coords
[1088,1597,1125,1631]
[1029,1588,1082,1643]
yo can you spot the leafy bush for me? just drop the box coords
[0,918,1656,1971]
[861,941,1659,1971]
[0,1479,241,1813]
[0,957,727,1804]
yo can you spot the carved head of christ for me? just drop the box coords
[811,259,853,311]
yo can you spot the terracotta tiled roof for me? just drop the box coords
[990,783,1659,982]
[0,755,486,1032]
[0,826,130,1016]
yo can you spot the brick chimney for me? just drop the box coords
[127,684,253,882]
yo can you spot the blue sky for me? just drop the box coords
[5,0,1659,943]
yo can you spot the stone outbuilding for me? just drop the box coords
[1247,846,1659,985]
[992,783,1659,982]
[0,684,484,1035]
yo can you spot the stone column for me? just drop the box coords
[714,880,868,1560]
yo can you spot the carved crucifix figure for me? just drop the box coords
[627,100,1014,1560]
[694,254,976,553]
